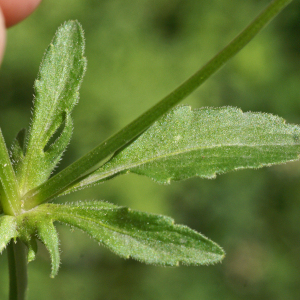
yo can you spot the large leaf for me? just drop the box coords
[16,20,87,195]
[35,201,224,267]
[1,201,223,277]
[64,106,300,193]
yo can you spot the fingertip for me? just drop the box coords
[0,0,42,28]
[0,7,6,65]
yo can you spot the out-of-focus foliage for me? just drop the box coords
[1,0,300,299]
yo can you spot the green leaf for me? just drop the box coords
[0,216,18,253]
[14,208,60,277]
[10,128,26,177]
[18,20,86,196]
[3,200,223,276]
[65,106,300,191]
[35,220,60,278]
[0,129,20,215]
[36,201,224,266]
[26,238,38,263]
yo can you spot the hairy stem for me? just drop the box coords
[23,0,293,209]
[7,239,28,300]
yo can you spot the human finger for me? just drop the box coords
[0,7,5,64]
[0,0,41,27]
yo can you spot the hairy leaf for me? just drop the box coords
[65,106,300,192]
[14,209,60,277]
[2,201,223,276]
[0,216,18,253]
[0,129,20,215]
[17,20,87,195]
[26,238,38,263]
[35,201,224,266]
[10,128,26,175]
[36,220,60,278]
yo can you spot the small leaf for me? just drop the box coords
[10,128,26,173]
[36,201,224,266]
[26,238,38,262]
[0,215,18,253]
[18,20,87,195]
[15,208,61,277]
[36,220,60,278]
[65,106,300,192]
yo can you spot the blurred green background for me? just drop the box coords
[1,0,300,299]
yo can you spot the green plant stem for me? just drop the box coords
[0,130,20,216]
[7,239,28,300]
[22,0,293,210]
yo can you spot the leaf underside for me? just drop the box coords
[50,201,224,266]
[63,106,300,194]
[0,201,225,277]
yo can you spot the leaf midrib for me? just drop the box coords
[85,142,300,183]
[54,209,205,251]
[20,47,73,194]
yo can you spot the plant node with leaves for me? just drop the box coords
[0,0,297,299]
